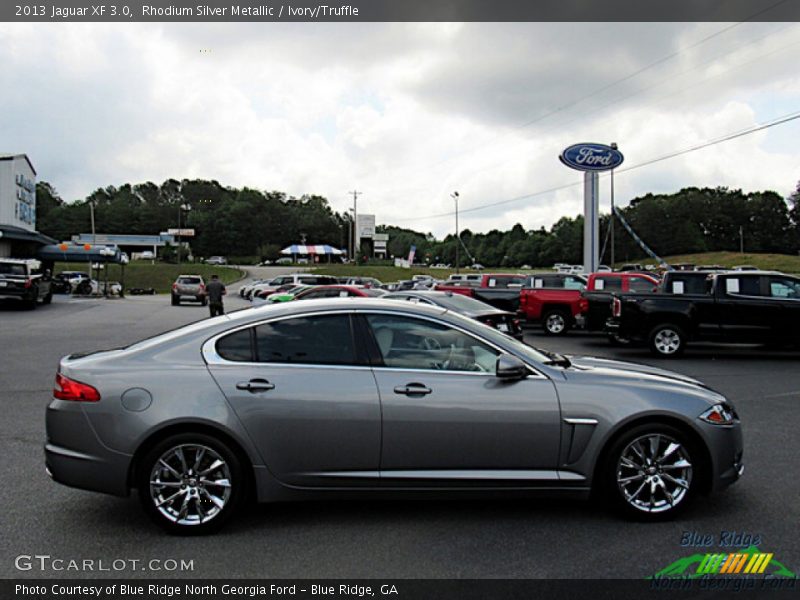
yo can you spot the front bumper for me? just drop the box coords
[45,401,132,497]
[700,420,744,492]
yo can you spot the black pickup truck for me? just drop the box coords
[605,271,800,357]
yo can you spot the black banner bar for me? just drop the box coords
[4,0,800,23]
[5,579,800,600]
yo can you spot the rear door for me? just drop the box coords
[361,312,562,486]
[205,313,382,487]
[715,275,775,342]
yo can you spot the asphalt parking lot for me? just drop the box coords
[2,287,799,579]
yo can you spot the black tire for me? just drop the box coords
[137,432,245,535]
[542,309,570,336]
[648,323,686,357]
[602,423,700,521]
[171,295,179,306]
[200,297,208,306]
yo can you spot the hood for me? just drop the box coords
[563,355,710,390]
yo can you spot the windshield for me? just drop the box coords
[0,264,27,276]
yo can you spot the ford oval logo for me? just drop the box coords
[560,143,624,171]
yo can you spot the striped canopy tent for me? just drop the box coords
[280,244,344,263]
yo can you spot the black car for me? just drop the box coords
[607,271,800,356]
[384,291,524,340]
[0,259,52,309]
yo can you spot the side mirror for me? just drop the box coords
[496,354,528,380]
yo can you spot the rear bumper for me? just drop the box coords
[45,401,132,497]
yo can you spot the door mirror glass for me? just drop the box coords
[495,354,528,380]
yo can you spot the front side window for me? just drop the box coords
[255,314,356,365]
[769,277,800,299]
[629,277,655,292]
[564,276,585,290]
[365,314,498,372]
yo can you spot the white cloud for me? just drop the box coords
[0,21,798,238]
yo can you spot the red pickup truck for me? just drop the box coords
[518,273,588,335]
[434,273,526,313]
[518,272,660,336]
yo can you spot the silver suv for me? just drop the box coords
[171,275,206,306]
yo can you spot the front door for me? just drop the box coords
[361,313,562,486]
[207,313,381,487]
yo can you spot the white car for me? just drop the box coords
[239,278,273,298]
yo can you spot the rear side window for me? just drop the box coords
[216,329,253,362]
[255,315,356,365]
[594,277,622,291]
[725,276,762,296]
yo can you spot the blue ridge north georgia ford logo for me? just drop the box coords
[560,143,624,171]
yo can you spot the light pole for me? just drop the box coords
[610,142,618,270]
[349,190,361,263]
[88,199,96,279]
[451,191,459,273]
[177,203,191,267]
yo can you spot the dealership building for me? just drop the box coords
[0,154,56,258]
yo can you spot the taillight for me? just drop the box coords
[24,278,33,288]
[54,373,101,402]
[199,284,206,291]
[612,297,622,318]
[172,283,178,290]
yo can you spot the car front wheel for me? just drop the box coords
[138,433,244,535]
[648,323,686,357]
[604,424,698,520]
[542,309,570,336]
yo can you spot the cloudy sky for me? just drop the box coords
[1,22,799,237]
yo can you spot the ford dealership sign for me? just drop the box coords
[560,143,624,171]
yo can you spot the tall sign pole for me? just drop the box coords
[583,172,599,274]
[560,143,624,274]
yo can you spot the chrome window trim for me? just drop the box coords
[201,308,548,379]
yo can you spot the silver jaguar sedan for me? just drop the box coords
[45,298,743,534]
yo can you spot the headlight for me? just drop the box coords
[699,403,737,426]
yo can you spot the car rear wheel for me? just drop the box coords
[649,323,686,357]
[171,295,179,306]
[138,433,244,535]
[604,424,698,521]
[200,297,208,306]
[542,309,570,336]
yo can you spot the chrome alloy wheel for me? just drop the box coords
[149,444,232,526]
[616,434,692,513]
[545,313,566,334]
[654,328,681,355]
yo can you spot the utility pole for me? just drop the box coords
[349,190,362,262]
[610,142,618,270]
[451,191,460,273]
[740,226,744,253]
[89,199,96,280]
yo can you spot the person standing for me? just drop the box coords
[206,274,226,317]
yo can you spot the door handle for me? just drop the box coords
[393,383,432,396]
[236,378,275,392]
